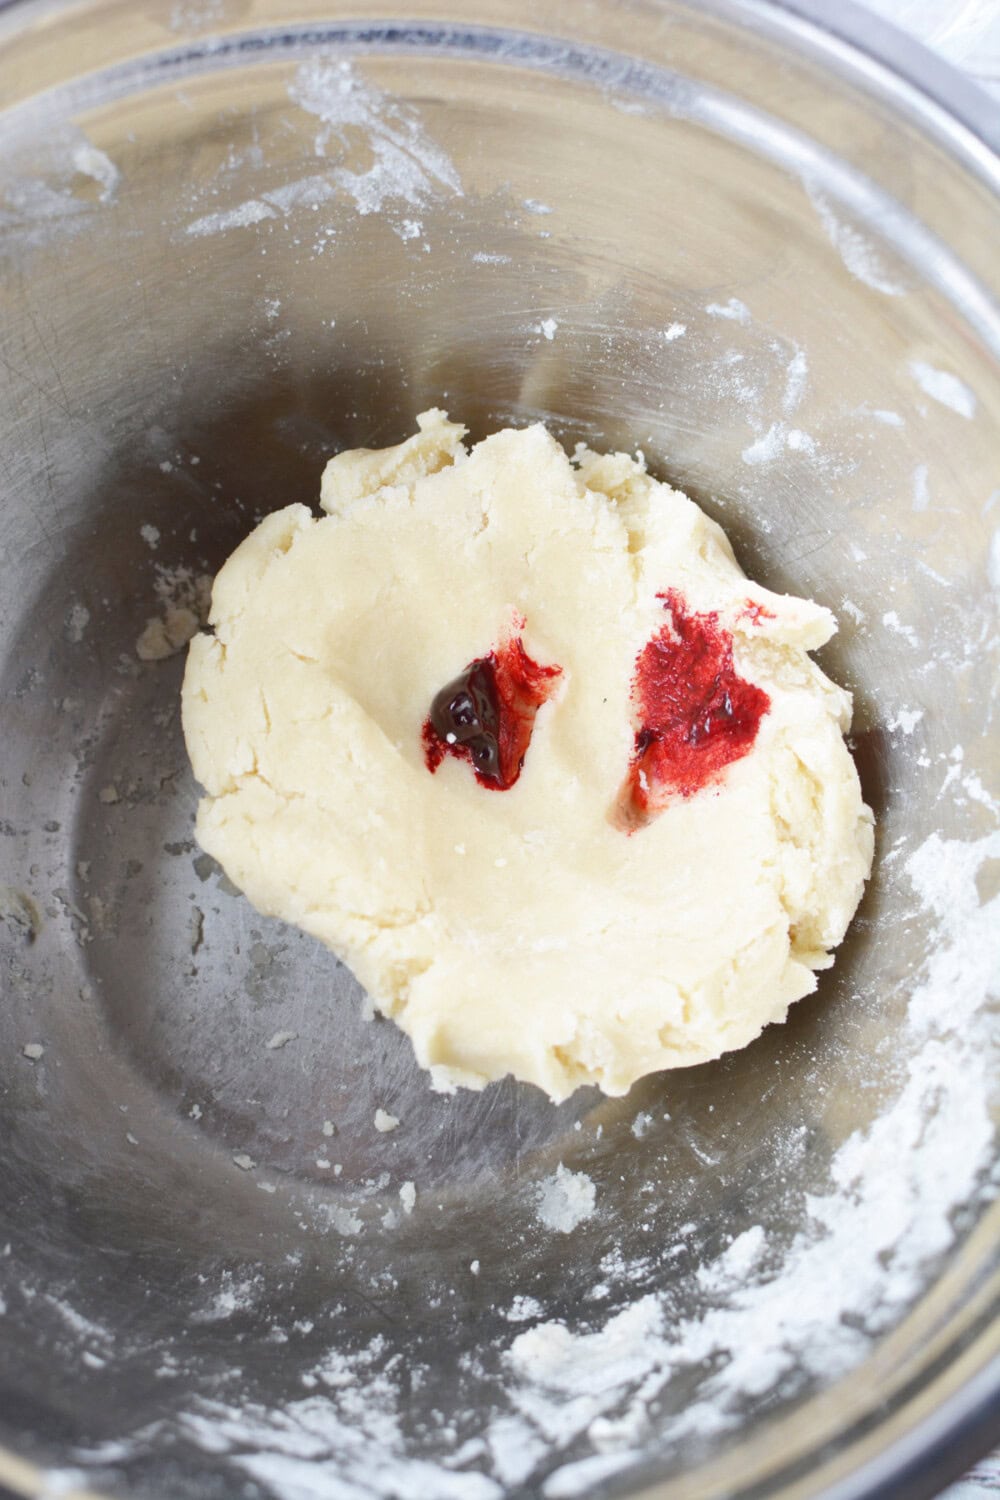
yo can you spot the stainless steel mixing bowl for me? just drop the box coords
[0,2,998,1498]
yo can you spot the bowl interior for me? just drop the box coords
[0,6,998,1499]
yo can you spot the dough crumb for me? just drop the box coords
[22,1043,44,1061]
[399,1181,416,1214]
[374,1109,400,1133]
[265,1030,298,1050]
[137,569,212,661]
[232,1152,256,1171]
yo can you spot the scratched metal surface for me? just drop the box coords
[866,6,1000,1498]
[0,2,998,1500]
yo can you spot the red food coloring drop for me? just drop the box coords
[618,589,770,830]
[424,634,562,791]
[741,598,776,626]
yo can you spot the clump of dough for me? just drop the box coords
[137,568,212,661]
[182,411,873,1102]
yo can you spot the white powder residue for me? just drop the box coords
[374,1109,399,1133]
[523,199,552,215]
[187,200,278,238]
[169,0,224,30]
[785,428,815,453]
[182,1385,504,1500]
[505,1295,543,1323]
[871,408,904,427]
[542,1451,638,1498]
[193,1273,261,1323]
[535,318,558,341]
[782,349,808,415]
[65,602,90,643]
[961,772,997,811]
[741,423,784,465]
[912,463,930,511]
[318,1202,364,1237]
[70,142,120,203]
[804,181,905,296]
[140,524,160,549]
[987,530,1000,591]
[504,1296,665,1443]
[663,322,686,341]
[290,58,462,216]
[887,708,923,735]
[472,251,511,265]
[630,1111,652,1139]
[705,297,750,323]
[398,1181,415,1214]
[232,1153,255,1172]
[181,61,460,241]
[695,1226,767,1293]
[535,1165,597,1233]
[841,598,865,626]
[908,360,977,420]
[882,610,920,647]
[43,1296,114,1349]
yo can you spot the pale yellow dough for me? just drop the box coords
[182,412,873,1102]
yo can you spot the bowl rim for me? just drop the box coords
[0,1,996,1498]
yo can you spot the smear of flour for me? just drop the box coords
[187,200,278,238]
[882,610,920,647]
[192,1273,262,1324]
[741,424,786,465]
[535,1165,597,1233]
[887,708,924,735]
[705,298,750,323]
[70,143,120,203]
[290,58,462,215]
[804,181,905,296]
[0,124,122,254]
[908,361,977,420]
[183,60,461,240]
[782,349,808,415]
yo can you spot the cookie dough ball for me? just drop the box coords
[182,411,873,1102]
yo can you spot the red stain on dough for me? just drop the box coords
[424,632,562,791]
[618,590,770,830]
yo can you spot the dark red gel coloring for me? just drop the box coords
[619,590,770,829]
[424,635,562,790]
